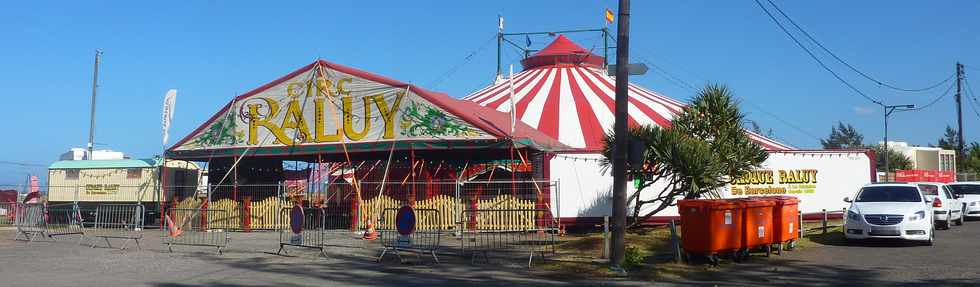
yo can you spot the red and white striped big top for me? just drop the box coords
[464,35,793,151]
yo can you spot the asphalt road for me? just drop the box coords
[1,221,979,286]
[0,229,640,287]
[664,219,980,286]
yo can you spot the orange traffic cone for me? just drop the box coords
[166,214,183,237]
[362,220,378,240]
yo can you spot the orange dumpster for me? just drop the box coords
[764,196,800,249]
[737,198,776,256]
[677,199,742,261]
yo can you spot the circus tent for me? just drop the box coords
[463,35,793,151]
[464,35,793,223]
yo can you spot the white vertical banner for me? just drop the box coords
[162,89,177,146]
[498,15,504,32]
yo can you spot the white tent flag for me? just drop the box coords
[162,89,177,146]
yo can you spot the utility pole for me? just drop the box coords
[87,49,103,160]
[955,62,965,168]
[611,0,630,271]
[883,104,915,176]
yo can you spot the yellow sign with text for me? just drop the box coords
[730,169,818,196]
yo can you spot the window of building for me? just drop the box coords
[66,169,79,179]
[127,168,142,179]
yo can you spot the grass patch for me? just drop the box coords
[796,219,845,248]
[537,219,847,281]
[536,226,689,280]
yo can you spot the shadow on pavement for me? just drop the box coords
[808,230,928,248]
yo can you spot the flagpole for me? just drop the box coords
[509,64,516,135]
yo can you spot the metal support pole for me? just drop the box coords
[602,215,610,259]
[610,0,631,270]
[822,209,828,234]
[884,106,889,176]
[669,219,681,263]
[87,50,102,159]
[496,32,502,78]
[603,28,609,67]
[882,104,914,176]
[799,211,804,238]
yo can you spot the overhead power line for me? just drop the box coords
[754,0,883,106]
[428,34,498,89]
[965,77,980,120]
[899,80,957,112]
[0,160,46,167]
[764,0,955,93]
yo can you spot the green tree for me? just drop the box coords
[747,120,775,138]
[937,125,960,151]
[963,142,980,173]
[820,122,864,149]
[601,85,768,224]
[872,145,913,172]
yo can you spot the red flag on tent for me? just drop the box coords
[605,8,614,24]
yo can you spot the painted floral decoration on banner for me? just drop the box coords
[399,102,479,137]
[188,112,244,148]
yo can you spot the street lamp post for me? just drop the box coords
[883,104,915,178]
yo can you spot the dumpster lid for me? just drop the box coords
[678,199,740,210]
[769,196,800,204]
[736,198,777,207]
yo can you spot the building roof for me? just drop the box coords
[465,35,794,152]
[49,158,160,169]
[166,59,571,159]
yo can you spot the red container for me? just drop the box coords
[761,196,800,244]
[737,198,776,250]
[678,199,742,254]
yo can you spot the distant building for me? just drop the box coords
[60,148,126,161]
[47,158,200,224]
[883,141,957,172]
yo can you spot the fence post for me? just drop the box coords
[822,209,828,234]
[798,211,804,238]
[842,207,847,225]
[602,215,610,260]
[669,219,681,263]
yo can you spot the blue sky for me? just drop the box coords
[1,1,978,184]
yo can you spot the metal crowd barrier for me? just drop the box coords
[163,208,231,254]
[85,204,144,250]
[45,203,85,243]
[0,202,15,226]
[377,208,442,264]
[277,207,328,257]
[13,203,47,243]
[460,209,558,268]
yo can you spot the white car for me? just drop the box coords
[915,182,964,229]
[844,183,934,245]
[948,182,980,219]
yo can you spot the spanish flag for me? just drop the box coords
[605,8,614,24]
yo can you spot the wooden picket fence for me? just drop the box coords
[171,197,287,230]
[359,194,460,231]
[474,195,536,231]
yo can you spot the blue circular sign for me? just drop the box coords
[396,205,416,236]
[290,205,304,234]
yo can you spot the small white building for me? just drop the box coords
[60,148,127,161]
[883,141,957,172]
